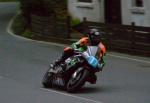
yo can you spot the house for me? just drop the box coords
[68,0,150,27]
[68,0,104,23]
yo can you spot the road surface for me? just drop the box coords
[0,2,150,103]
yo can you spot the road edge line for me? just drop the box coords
[6,12,67,47]
[41,88,103,103]
[107,53,150,64]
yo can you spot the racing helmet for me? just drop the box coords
[89,28,102,45]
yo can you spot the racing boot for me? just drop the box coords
[97,63,103,71]
[87,74,97,84]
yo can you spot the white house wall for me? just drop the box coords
[68,0,150,27]
[68,0,105,22]
[143,0,150,27]
[121,0,150,27]
[121,0,131,25]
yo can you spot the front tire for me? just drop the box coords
[42,68,53,88]
[66,67,90,92]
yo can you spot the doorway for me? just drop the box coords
[105,0,122,24]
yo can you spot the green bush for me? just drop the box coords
[12,13,33,38]
[71,18,81,27]
[11,13,27,35]
[22,29,33,38]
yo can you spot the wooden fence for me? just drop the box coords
[73,20,150,56]
[31,14,70,38]
[30,14,149,56]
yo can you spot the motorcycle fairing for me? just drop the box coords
[87,56,98,68]
[87,46,98,56]
[85,46,100,69]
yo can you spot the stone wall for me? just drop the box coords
[19,0,69,38]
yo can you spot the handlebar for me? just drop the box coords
[74,49,82,54]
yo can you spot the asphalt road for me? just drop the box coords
[0,2,150,103]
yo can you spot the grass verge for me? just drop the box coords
[11,13,73,44]
[11,13,33,38]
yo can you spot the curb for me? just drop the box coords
[7,12,77,47]
[32,35,77,45]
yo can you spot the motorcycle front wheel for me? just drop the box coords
[66,67,90,92]
[42,67,53,88]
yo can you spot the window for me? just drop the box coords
[131,0,145,14]
[78,0,92,3]
[76,0,93,8]
[133,0,144,7]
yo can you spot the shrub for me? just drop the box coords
[71,18,81,27]
[22,29,33,38]
[11,13,27,35]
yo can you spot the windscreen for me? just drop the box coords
[87,46,98,56]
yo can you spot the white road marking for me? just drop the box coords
[7,13,150,65]
[7,12,31,41]
[6,12,68,47]
[108,53,150,64]
[41,88,103,103]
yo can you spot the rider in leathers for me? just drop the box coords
[54,29,106,71]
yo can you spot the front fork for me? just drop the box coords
[86,73,97,84]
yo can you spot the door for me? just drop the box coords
[105,0,122,24]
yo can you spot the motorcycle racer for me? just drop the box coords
[54,28,106,71]
[42,29,107,90]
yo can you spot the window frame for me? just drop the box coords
[76,0,93,9]
[130,0,145,14]
[132,0,144,7]
[78,0,92,3]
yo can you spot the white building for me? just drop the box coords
[68,0,150,27]
[68,0,105,22]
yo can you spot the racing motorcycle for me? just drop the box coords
[42,32,106,92]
